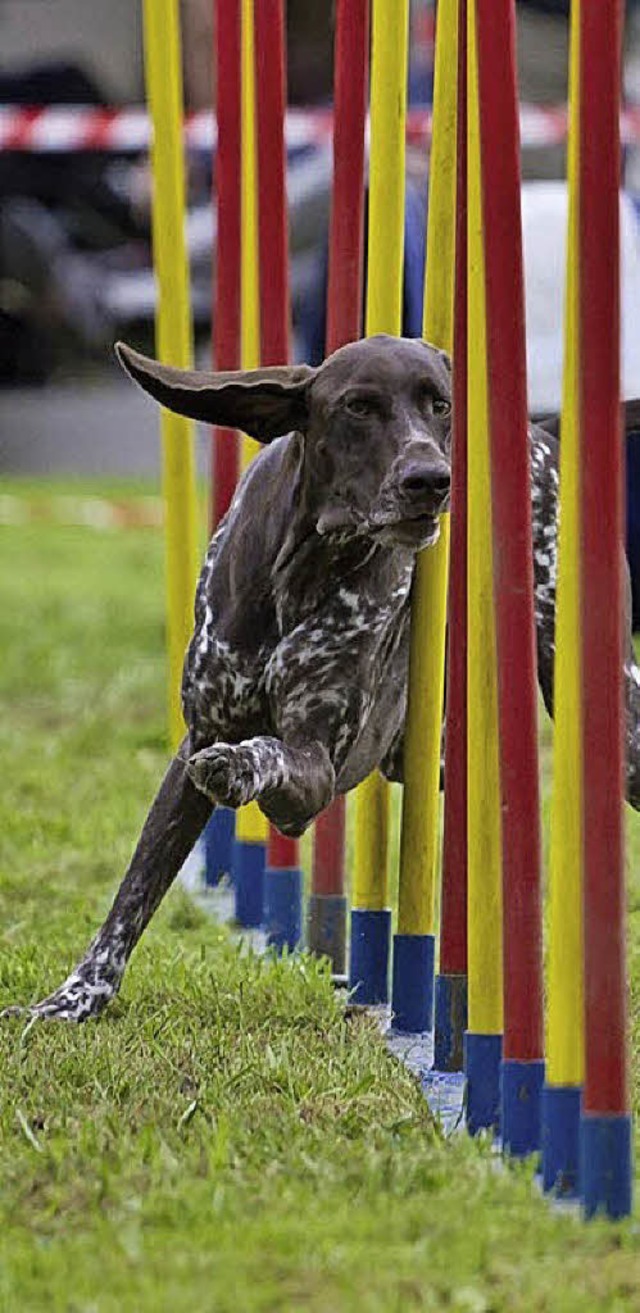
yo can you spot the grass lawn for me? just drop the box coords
[3,477,640,1312]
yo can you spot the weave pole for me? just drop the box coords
[463,0,503,1135]
[578,0,631,1220]
[433,0,468,1073]
[541,0,583,1197]
[141,0,199,750]
[391,0,457,1035]
[254,0,304,953]
[349,0,409,1005]
[233,0,269,926]
[475,0,545,1157]
[308,0,369,978]
[212,0,241,531]
[204,0,242,888]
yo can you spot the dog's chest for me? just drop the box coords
[182,530,271,745]
[185,628,268,745]
[265,558,414,781]
[184,542,414,757]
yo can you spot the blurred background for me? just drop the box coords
[1,0,640,501]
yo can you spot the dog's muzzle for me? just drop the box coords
[398,460,450,505]
[370,460,450,548]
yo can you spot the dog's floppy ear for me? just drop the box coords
[115,343,316,443]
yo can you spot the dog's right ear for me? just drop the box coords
[115,343,316,443]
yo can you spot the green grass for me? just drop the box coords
[2,482,640,1312]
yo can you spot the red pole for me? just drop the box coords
[253,0,302,944]
[255,0,289,368]
[325,0,369,355]
[309,0,369,975]
[475,0,544,1156]
[579,0,631,1219]
[434,0,467,1072]
[580,0,625,1125]
[212,0,241,526]
[204,1,242,890]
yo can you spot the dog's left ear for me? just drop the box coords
[438,349,452,374]
[116,343,317,443]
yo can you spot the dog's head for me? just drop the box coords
[116,334,451,551]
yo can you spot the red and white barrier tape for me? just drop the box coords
[2,104,640,153]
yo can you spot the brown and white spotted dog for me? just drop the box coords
[4,335,640,1023]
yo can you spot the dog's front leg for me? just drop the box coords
[3,744,213,1022]
[187,736,335,837]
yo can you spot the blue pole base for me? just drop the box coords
[307,893,347,976]
[233,840,266,928]
[390,933,435,1034]
[434,973,468,1072]
[541,1083,582,1197]
[265,866,303,953]
[204,807,236,887]
[501,1058,545,1159]
[464,1032,502,1137]
[581,1113,633,1220]
[348,908,392,1005]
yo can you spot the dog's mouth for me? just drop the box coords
[371,512,441,549]
[316,503,443,550]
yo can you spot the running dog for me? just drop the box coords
[4,335,640,1021]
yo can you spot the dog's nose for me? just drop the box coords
[400,462,450,499]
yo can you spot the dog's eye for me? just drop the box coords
[345,394,377,418]
[433,398,451,417]
[418,389,450,418]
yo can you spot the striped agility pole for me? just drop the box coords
[541,0,584,1198]
[141,0,199,752]
[308,0,370,979]
[254,0,304,954]
[475,0,545,1158]
[392,0,458,1035]
[211,0,241,532]
[232,0,269,927]
[349,0,409,1006]
[433,0,468,1073]
[463,0,503,1135]
[578,0,631,1221]
[204,0,242,889]
[310,801,348,976]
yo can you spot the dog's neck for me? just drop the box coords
[273,507,415,635]
[208,433,416,649]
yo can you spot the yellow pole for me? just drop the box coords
[349,0,409,1004]
[142,0,199,750]
[465,0,503,1130]
[546,0,583,1092]
[541,0,583,1194]
[236,0,268,849]
[239,0,262,472]
[396,0,457,946]
[353,0,409,911]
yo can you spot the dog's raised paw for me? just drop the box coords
[187,743,259,809]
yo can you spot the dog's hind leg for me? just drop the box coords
[2,742,213,1022]
[530,427,640,811]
